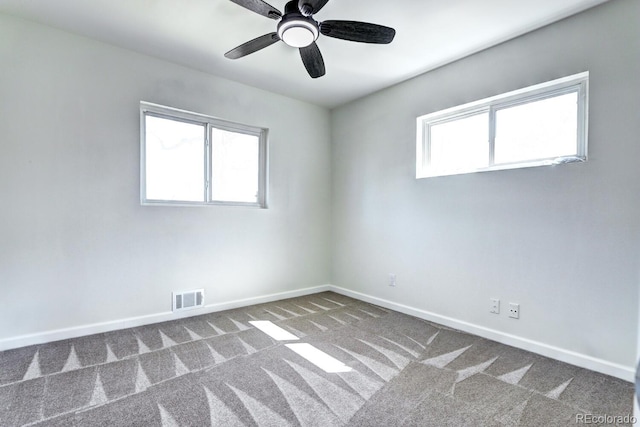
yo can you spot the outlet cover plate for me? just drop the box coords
[490,298,500,314]
[509,303,520,319]
[388,274,396,287]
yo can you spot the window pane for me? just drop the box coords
[145,115,205,202]
[494,92,578,164]
[211,129,259,203]
[429,112,489,175]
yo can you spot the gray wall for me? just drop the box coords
[331,0,640,370]
[0,14,331,341]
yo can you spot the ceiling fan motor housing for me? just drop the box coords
[298,2,314,16]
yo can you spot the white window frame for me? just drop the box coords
[416,72,589,178]
[140,102,268,208]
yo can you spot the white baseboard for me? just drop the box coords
[0,285,331,352]
[1,283,634,383]
[327,285,635,383]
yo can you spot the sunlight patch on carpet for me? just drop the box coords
[286,343,352,373]
[249,321,299,341]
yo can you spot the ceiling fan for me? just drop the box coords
[225,0,396,78]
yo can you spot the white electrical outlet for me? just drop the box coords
[388,273,396,287]
[509,303,520,319]
[490,298,500,314]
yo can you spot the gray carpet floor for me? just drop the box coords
[0,292,634,426]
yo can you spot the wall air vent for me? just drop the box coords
[172,289,205,312]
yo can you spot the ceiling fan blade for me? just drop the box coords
[225,33,280,59]
[229,0,282,19]
[320,20,396,44]
[298,0,330,16]
[299,42,325,78]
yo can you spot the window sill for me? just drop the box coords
[417,156,586,179]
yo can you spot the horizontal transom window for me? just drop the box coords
[140,102,268,208]
[416,72,589,178]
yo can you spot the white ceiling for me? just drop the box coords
[0,0,607,108]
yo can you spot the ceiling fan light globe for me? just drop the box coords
[277,20,318,48]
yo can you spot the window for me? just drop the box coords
[140,102,267,207]
[416,72,588,178]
